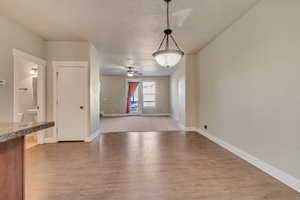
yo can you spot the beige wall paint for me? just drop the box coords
[0,16,44,122]
[100,75,126,114]
[89,45,101,135]
[185,54,198,128]
[196,0,300,180]
[170,55,198,127]
[45,41,90,138]
[170,57,186,126]
[100,75,170,115]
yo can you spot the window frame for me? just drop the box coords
[142,81,156,108]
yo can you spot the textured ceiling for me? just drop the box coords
[0,0,260,76]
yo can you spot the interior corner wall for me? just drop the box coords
[0,16,45,122]
[170,57,186,126]
[45,41,90,138]
[185,54,198,128]
[195,0,300,180]
[89,44,101,135]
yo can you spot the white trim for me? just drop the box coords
[102,113,171,117]
[185,127,198,132]
[52,61,88,68]
[13,49,46,66]
[44,137,58,144]
[141,113,171,117]
[195,128,300,192]
[13,49,47,144]
[36,63,46,144]
[102,114,128,117]
[52,61,89,142]
[85,129,101,142]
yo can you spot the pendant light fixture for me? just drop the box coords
[153,0,184,68]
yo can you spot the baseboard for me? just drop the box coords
[103,114,128,117]
[195,128,300,192]
[103,113,171,117]
[141,113,171,117]
[43,137,57,143]
[85,129,101,142]
[185,127,198,132]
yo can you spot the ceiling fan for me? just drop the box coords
[110,59,143,76]
[126,66,143,77]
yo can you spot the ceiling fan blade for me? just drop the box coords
[111,65,127,70]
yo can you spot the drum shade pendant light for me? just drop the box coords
[153,0,184,68]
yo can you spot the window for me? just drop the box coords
[143,82,156,107]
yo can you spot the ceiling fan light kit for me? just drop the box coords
[153,0,184,68]
[127,66,134,77]
[126,66,142,77]
[127,73,134,77]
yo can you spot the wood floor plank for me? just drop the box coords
[25,132,300,200]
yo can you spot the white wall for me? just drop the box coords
[196,0,300,180]
[0,16,44,122]
[100,75,170,115]
[89,45,101,135]
[170,57,186,126]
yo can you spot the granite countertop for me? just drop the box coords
[0,121,55,143]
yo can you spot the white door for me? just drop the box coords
[57,67,87,141]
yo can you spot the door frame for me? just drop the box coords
[52,61,89,141]
[13,49,47,144]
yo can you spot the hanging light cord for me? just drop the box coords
[167,0,170,29]
[166,0,170,50]
[155,0,183,52]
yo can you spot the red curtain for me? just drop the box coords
[126,82,139,113]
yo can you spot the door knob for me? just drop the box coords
[80,106,84,109]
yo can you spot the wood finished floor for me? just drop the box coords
[25,132,300,200]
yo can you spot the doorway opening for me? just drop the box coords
[13,49,46,148]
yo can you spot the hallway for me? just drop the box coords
[25,132,299,200]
